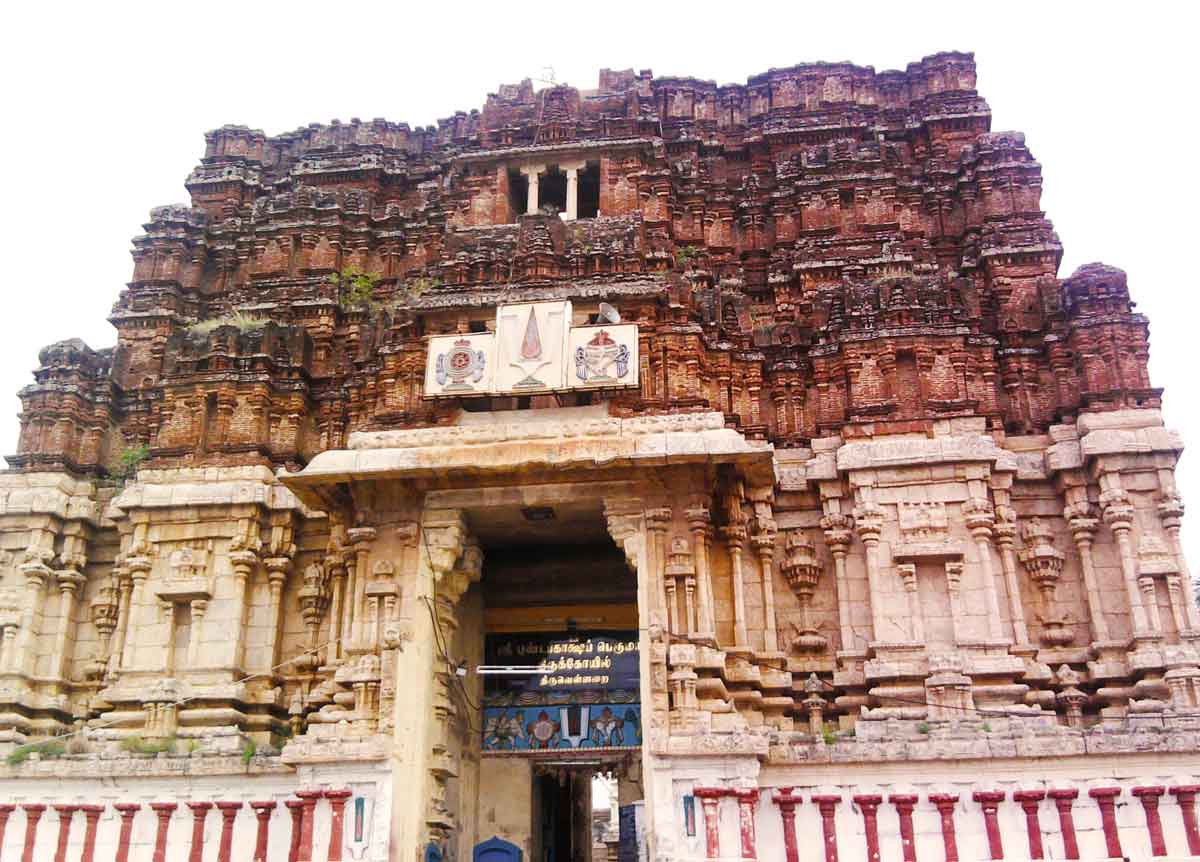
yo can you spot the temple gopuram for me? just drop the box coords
[2,51,1198,862]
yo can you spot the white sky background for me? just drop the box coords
[1,2,1197,566]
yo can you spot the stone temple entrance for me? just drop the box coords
[472,500,638,862]
[279,404,773,861]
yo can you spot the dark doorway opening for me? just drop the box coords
[577,162,600,219]
[535,768,592,862]
[509,169,530,220]
[539,167,568,214]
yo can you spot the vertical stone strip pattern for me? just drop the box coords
[1134,786,1167,857]
[812,794,840,862]
[972,791,1005,859]
[251,801,277,862]
[186,802,212,862]
[929,794,959,862]
[79,805,104,862]
[1171,785,1200,855]
[773,788,802,862]
[1013,790,1045,859]
[0,805,13,858]
[150,803,177,862]
[1048,789,1080,860]
[216,801,242,862]
[20,804,45,862]
[694,788,723,860]
[735,789,759,862]
[114,803,140,862]
[51,805,78,862]
[853,794,882,862]
[888,795,918,862]
[285,799,304,862]
[325,789,353,861]
[1088,787,1123,859]
[297,790,322,862]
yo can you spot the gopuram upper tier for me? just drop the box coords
[10,52,1154,478]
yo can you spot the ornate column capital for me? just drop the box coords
[422,510,467,577]
[1100,489,1135,529]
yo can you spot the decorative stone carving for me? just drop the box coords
[780,530,826,652]
[1018,519,1071,645]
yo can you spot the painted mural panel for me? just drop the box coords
[482,631,641,753]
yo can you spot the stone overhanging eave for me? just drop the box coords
[278,413,775,509]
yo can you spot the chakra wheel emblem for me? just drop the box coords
[435,338,486,392]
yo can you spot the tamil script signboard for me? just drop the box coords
[481,631,641,753]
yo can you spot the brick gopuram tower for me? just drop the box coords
[1,53,1197,861]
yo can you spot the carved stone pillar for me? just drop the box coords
[1013,790,1045,860]
[326,549,349,663]
[1088,787,1123,859]
[963,498,1005,641]
[250,801,276,862]
[735,789,760,862]
[347,524,377,651]
[0,806,13,859]
[811,794,840,862]
[187,801,212,862]
[642,507,671,634]
[993,507,1031,644]
[972,791,1005,860]
[285,800,304,862]
[150,803,176,862]
[1101,488,1152,638]
[687,505,716,640]
[929,794,959,862]
[773,788,802,862]
[16,560,51,676]
[1160,494,1200,633]
[750,490,779,652]
[1064,502,1110,642]
[296,790,322,862]
[888,795,918,862]
[114,804,140,862]
[853,503,885,643]
[522,165,541,214]
[50,569,85,683]
[229,545,259,671]
[564,166,579,220]
[693,788,723,860]
[721,523,749,648]
[52,804,78,862]
[820,514,855,652]
[21,803,45,862]
[853,795,882,862]
[1133,786,1167,857]
[663,538,694,637]
[1048,788,1080,859]
[264,554,292,669]
[107,565,134,676]
[1170,785,1200,856]
[79,805,103,862]
[325,789,352,861]
[897,564,925,643]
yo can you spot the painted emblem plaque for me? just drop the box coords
[494,301,571,393]
[568,324,639,389]
[424,333,495,397]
